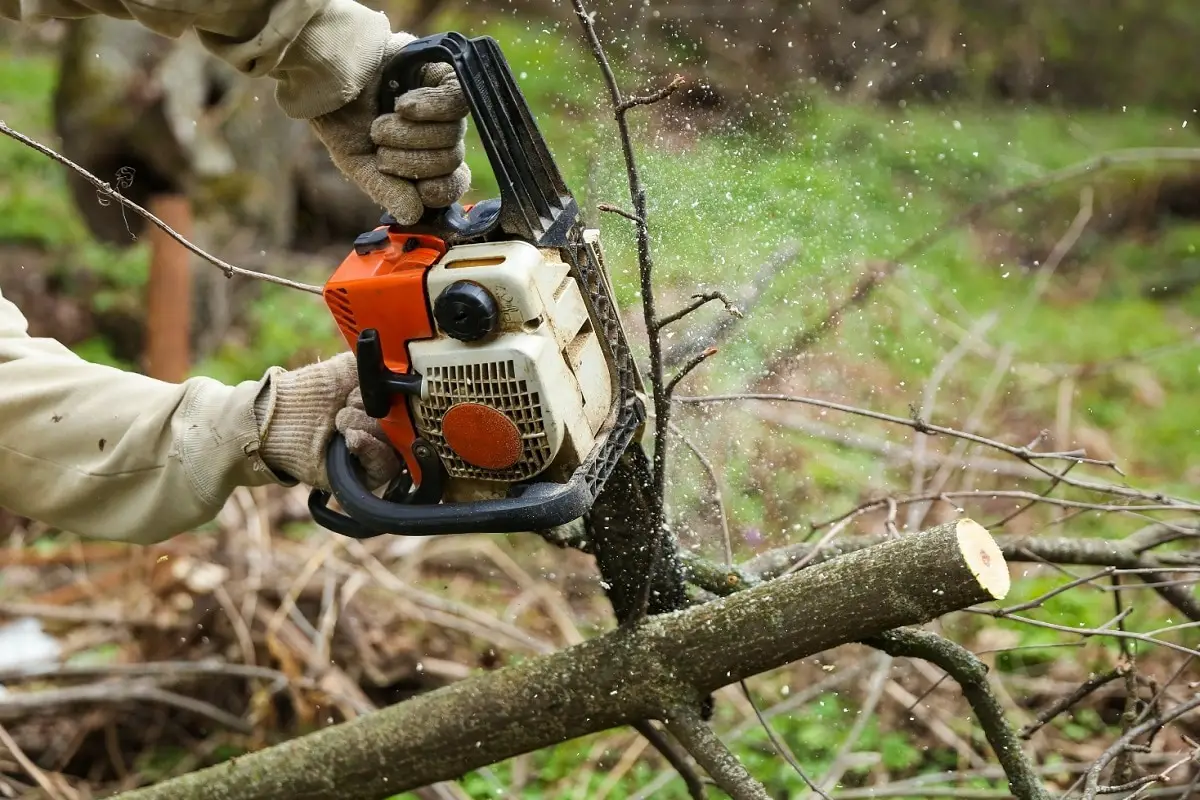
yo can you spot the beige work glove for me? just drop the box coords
[254,353,401,491]
[308,32,472,225]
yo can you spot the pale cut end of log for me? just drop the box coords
[955,517,1010,600]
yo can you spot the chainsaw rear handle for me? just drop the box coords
[308,433,593,537]
[378,32,578,247]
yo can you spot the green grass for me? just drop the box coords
[2,20,1199,799]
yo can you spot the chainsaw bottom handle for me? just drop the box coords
[318,433,593,536]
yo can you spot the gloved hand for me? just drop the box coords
[308,32,472,225]
[254,353,400,491]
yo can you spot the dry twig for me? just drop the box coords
[0,120,323,295]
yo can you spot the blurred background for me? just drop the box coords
[1,1,1198,798]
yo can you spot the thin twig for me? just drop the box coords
[597,202,643,224]
[0,120,323,295]
[666,347,719,398]
[669,421,733,564]
[618,75,686,111]
[1019,665,1129,739]
[675,393,1121,470]
[865,628,1051,800]
[0,722,70,800]
[972,610,1200,660]
[1083,695,1200,799]
[663,240,801,368]
[663,707,772,800]
[996,567,1116,614]
[0,679,253,734]
[739,681,830,799]
[656,292,742,331]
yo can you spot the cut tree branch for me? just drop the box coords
[114,518,1009,800]
[732,532,1200,622]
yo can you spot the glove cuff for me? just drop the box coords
[271,0,409,119]
[255,356,357,484]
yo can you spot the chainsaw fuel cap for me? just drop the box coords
[434,281,499,342]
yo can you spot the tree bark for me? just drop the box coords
[114,519,1008,800]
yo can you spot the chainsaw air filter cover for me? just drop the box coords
[409,240,613,499]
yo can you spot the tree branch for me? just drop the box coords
[0,120,323,295]
[663,707,771,800]
[655,292,742,332]
[863,628,1051,800]
[666,347,719,398]
[663,240,801,368]
[733,533,1200,621]
[632,721,708,800]
[570,0,681,621]
[114,519,1009,800]
[1083,695,1200,799]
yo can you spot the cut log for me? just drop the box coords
[115,518,1009,800]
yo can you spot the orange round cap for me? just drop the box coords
[441,402,523,471]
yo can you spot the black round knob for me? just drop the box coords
[434,281,500,342]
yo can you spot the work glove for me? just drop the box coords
[254,353,401,491]
[308,33,472,225]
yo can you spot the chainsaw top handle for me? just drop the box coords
[377,32,579,246]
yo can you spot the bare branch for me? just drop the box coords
[1019,665,1130,739]
[632,720,708,800]
[890,148,1200,268]
[675,392,1123,472]
[570,0,670,622]
[971,610,1200,661]
[666,347,719,398]
[669,420,733,564]
[656,291,743,332]
[663,706,771,800]
[663,240,801,368]
[0,120,323,295]
[864,628,1051,800]
[597,202,644,224]
[739,681,831,799]
[1083,695,1200,800]
[0,722,71,800]
[619,75,687,112]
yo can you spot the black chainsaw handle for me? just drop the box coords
[377,32,578,247]
[308,433,592,537]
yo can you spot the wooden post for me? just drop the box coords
[143,194,193,383]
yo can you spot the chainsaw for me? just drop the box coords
[307,32,647,539]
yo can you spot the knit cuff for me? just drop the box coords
[270,0,397,119]
[180,374,286,507]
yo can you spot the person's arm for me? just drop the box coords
[0,286,278,543]
[0,287,399,544]
[0,0,392,120]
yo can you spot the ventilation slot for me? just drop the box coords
[326,291,358,336]
[413,359,553,482]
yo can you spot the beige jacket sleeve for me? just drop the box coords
[0,0,394,119]
[0,0,397,542]
[0,286,290,544]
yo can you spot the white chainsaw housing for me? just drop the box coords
[407,238,614,502]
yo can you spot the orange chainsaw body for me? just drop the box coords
[322,228,447,485]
